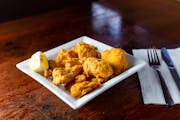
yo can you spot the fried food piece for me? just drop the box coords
[44,69,52,78]
[63,58,81,69]
[83,57,113,78]
[75,74,87,83]
[102,48,128,75]
[55,49,78,66]
[65,74,87,90]
[70,65,83,76]
[70,80,100,98]
[74,42,101,60]
[52,68,72,85]
[52,65,83,85]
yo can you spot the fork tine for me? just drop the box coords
[147,48,154,65]
[147,49,151,64]
[153,48,160,64]
[147,49,151,65]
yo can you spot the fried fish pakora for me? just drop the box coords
[55,49,78,66]
[75,74,87,83]
[102,48,128,75]
[52,65,83,85]
[83,57,113,79]
[63,58,82,69]
[74,42,101,60]
[70,80,100,98]
[65,74,87,90]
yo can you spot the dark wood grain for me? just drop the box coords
[0,0,180,120]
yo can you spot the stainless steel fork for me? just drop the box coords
[147,48,174,106]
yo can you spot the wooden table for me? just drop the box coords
[1,0,180,119]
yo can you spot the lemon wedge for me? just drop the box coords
[29,51,49,72]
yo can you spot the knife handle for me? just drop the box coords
[156,70,175,106]
[169,68,180,91]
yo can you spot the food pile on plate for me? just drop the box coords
[29,42,128,98]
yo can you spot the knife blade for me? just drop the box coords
[161,47,180,91]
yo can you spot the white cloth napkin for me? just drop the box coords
[133,47,180,104]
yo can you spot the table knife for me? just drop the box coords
[161,47,180,91]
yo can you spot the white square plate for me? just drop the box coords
[16,36,146,109]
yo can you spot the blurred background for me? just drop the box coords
[0,0,93,23]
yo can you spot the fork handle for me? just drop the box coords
[156,70,175,106]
